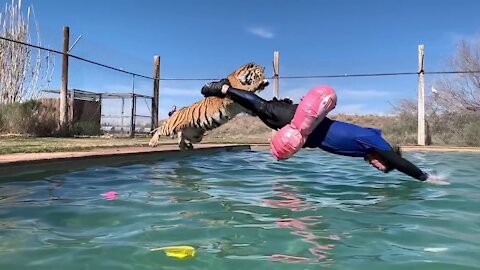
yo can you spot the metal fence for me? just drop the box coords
[42,89,153,136]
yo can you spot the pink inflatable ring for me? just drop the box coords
[270,85,337,160]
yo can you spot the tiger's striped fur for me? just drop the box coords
[149,62,268,150]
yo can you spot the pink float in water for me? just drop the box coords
[101,191,118,200]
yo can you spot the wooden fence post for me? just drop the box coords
[273,51,280,98]
[60,26,70,126]
[69,89,74,122]
[271,51,280,137]
[130,94,136,137]
[121,97,125,134]
[152,55,160,131]
[417,45,426,146]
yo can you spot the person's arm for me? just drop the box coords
[224,86,269,114]
[374,149,429,181]
[201,81,273,119]
[226,86,295,130]
[201,81,296,130]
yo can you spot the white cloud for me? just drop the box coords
[248,27,274,39]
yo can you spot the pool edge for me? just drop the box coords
[0,144,251,178]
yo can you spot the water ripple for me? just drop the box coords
[0,150,479,269]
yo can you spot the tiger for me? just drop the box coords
[149,62,269,150]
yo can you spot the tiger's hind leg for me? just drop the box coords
[178,131,193,151]
[178,128,204,150]
[178,131,186,150]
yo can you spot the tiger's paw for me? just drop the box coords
[179,141,194,151]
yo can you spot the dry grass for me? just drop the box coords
[0,113,422,155]
[205,113,480,147]
[0,116,269,155]
[2,112,479,155]
[203,115,272,144]
[0,136,157,154]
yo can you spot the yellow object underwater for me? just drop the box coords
[150,245,196,259]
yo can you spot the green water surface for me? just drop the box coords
[0,150,479,270]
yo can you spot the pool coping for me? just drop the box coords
[0,144,251,178]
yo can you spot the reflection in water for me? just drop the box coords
[262,183,338,263]
[0,150,479,269]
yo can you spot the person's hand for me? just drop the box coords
[201,78,230,98]
[272,97,293,104]
[221,84,230,94]
[365,153,388,172]
[281,97,293,104]
[282,97,293,104]
[425,174,450,185]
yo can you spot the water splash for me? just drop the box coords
[425,171,450,185]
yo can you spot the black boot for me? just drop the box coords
[201,78,230,98]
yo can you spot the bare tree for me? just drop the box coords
[0,0,54,104]
[435,40,480,112]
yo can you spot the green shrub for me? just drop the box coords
[0,100,37,134]
[71,121,101,136]
[0,100,58,136]
[427,112,479,145]
[464,121,480,146]
[382,115,417,145]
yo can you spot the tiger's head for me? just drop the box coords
[227,62,269,93]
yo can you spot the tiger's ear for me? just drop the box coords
[244,62,256,68]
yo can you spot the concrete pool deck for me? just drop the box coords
[0,144,251,178]
[397,145,480,152]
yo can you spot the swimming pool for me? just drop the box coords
[1,149,479,269]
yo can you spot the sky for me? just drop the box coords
[5,0,480,120]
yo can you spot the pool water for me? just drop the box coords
[1,150,479,270]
